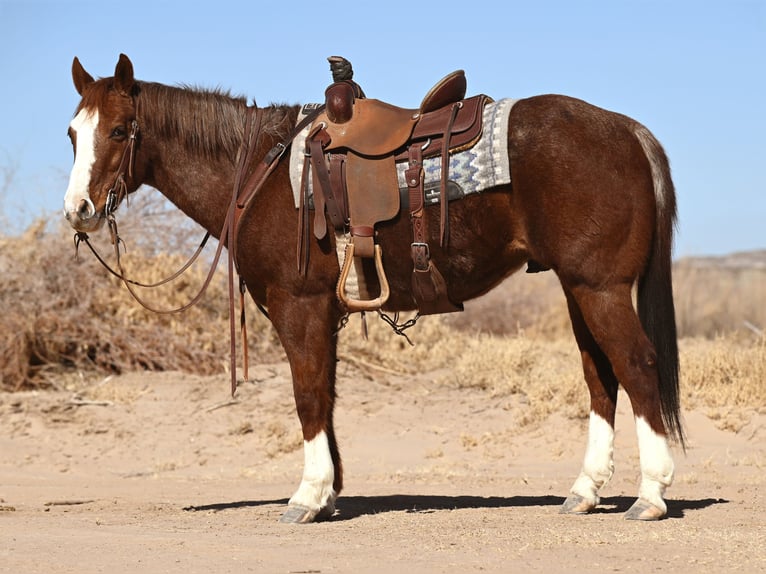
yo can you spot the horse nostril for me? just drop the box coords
[76,197,96,220]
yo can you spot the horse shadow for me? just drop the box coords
[183,494,726,521]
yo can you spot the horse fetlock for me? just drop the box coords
[567,473,603,509]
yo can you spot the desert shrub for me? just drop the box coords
[0,195,280,391]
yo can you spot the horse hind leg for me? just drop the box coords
[560,290,618,515]
[563,283,675,520]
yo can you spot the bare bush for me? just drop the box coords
[0,193,281,391]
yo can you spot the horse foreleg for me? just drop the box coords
[563,284,675,520]
[268,289,343,523]
[560,292,618,515]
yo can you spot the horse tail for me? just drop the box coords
[633,124,685,449]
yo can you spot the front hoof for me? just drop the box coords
[560,494,598,515]
[279,505,319,524]
[624,498,666,521]
[279,504,335,524]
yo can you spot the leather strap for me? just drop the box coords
[308,129,348,235]
[328,153,348,226]
[439,102,461,247]
[406,145,428,271]
[405,137,462,315]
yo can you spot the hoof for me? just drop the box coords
[279,505,318,524]
[279,504,335,524]
[560,494,597,515]
[624,498,666,521]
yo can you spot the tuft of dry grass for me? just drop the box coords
[680,335,766,410]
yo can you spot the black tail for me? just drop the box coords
[634,125,685,449]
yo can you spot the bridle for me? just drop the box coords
[105,118,139,217]
[74,102,324,395]
[75,115,218,307]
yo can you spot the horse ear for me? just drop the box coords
[72,57,95,95]
[113,53,135,96]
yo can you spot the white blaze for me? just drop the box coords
[64,108,99,215]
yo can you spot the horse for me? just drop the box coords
[63,54,683,523]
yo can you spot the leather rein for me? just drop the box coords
[74,103,324,395]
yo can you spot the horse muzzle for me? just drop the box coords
[64,197,104,232]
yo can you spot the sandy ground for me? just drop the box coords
[1,361,764,574]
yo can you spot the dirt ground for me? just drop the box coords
[1,361,764,573]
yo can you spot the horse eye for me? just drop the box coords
[110,126,127,139]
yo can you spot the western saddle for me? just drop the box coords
[301,56,490,316]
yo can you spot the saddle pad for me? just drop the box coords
[289,98,517,208]
[396,97,516,196]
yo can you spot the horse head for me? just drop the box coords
[64,54,140,232]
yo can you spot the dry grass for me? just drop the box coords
[680,335,766,409]
[339,315,587,425]
[674,254,766,338]
[1,194,764,424]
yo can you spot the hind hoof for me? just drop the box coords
[624,498,666,521]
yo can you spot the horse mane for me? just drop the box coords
[137,82,248,161]
[78,78,298,162]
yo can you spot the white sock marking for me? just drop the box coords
[288,430,336,513]
[635,416,674,513]
[570,411,615,505]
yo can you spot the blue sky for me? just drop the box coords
[1,0,763,256]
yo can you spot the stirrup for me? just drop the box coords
[337,242,390,312]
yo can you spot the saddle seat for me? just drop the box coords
[319,69,467,157]
[302,58,486,315]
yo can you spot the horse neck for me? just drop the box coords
[136,83,296,237]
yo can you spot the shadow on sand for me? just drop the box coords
[183,494,727,521]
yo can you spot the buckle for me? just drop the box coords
[411,242,430,257]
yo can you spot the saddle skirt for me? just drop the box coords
[288,97,516,209]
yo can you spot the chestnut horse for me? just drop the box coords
[64,54,682,523]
